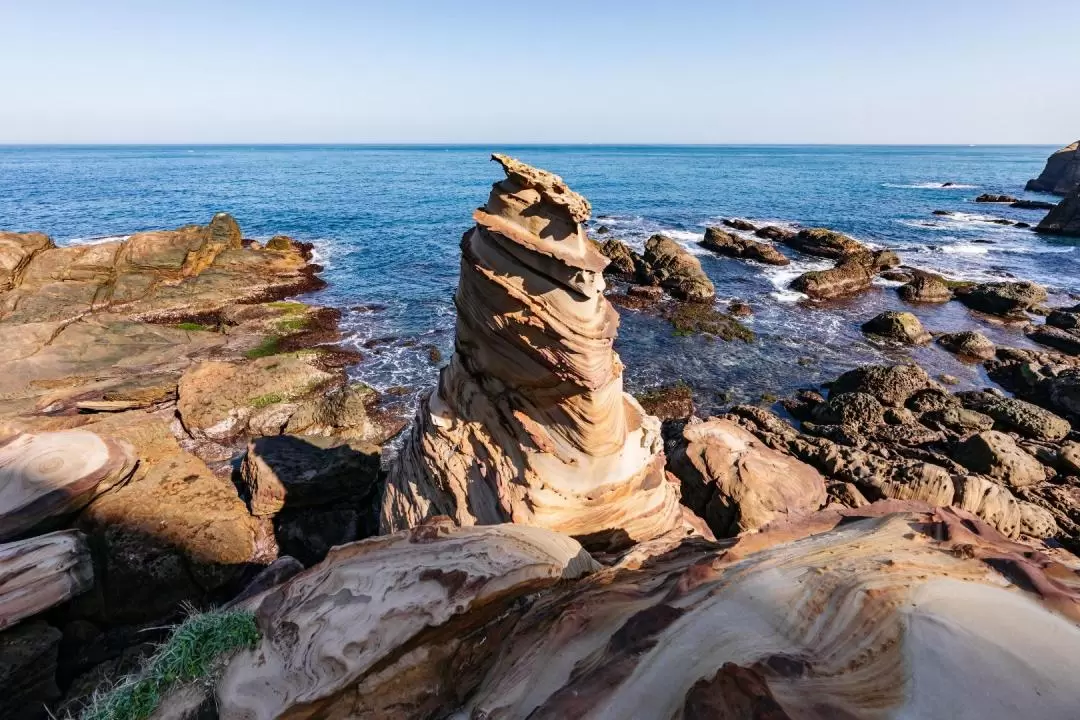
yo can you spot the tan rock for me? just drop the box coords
[670,418,826,536]
[643,234,716,302]
[0,530,93,630]
[861,311,932,344]
[214,521,599,720]
[381,155,693,551]
[0,232,54,292]
[954,431,1048,489]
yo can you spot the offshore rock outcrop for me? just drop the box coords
[1036,185,1080,237]
[381,156,695,551]
[1027,140,1080,195]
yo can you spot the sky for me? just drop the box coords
[2,0,1078,144]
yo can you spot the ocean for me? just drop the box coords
[2,144,1075,415]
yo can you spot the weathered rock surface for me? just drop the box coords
[829,363,936,407]
[954,431,1048,489]
[898,271,953,303]
[956,390,1071,441]
[642,234,716,302]
[381,155,695,550]
[721,218,757,232]
[790,250,896,299]
[214,521,599,720]
[669,418,826,536]
[937,330,996,360]
[781,227,865,258]
[957,280,1048,316]
[634,383,694,421]
[0,530,93,630]
[1027,140,1080,195]
[975,193,1019,203]
[1036,185,1080,237]
[700,227,788,265]
[861,310,931,344]
[0,430,136,540]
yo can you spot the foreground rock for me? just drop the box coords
[937,330,996,360]
[192,506,1080,719]
[861,311,931,344]
[1027,140,1080,195]
[214,521,599,719]
[669,418,826,536]
[0,530,93,630]
[700,226,788,265]
[381,155,696,550]
[898,271,954,303]
[1036,185,1080,237]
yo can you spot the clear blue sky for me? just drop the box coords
[3,0,1077,144]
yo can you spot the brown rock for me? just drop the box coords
[790,254,874,299]
[830,364,936,407]
[1036,186,1080,237]
[956,391,1072,441]
[957,280,1049,316]
[700,227,789,266]
[782,228,866,258]
[937,330,996,360]
[754,225,795,242]
[1026,140,1080,195]
[898,272,953,303]
[721,218,758,232]
[643,234,716,302]
[954,431,1048,489]
[0,232,54,293]
[670,418,826,537]
[635,383,694,421]
[861,311,931,344]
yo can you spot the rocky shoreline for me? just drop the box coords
[3,150,1080,719]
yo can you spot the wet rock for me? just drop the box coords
[669,418,826,537]
[1026,140,1080,195]
[634,383,694,421]
[642,234,715,302]
[830,364,936,407]
[956,280,1049,316]
[975,193,1019,203]
[790,254,873,298]
[898,272,953,303]
[727,300,753,317]
[1012,199,1057,210]
[594,237,644,281]
[285,382,405,445]
[1027,325,1080,355]
[861,311,931,344]
[1036,186,1080,237]
[754,225,795,241]
[937,330,996,360]
[0,622,62,720]
[700,227,789,265]
[782,228,865,259]
[954,431,1049,489]
[880,268,915,283]
[956,390,1072,441]
[721,218,758,232]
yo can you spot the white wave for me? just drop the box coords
[940,243,990,255]
[882,182,979,190]
[65,234,129,246]
[661,229,710,255]
[761,258,832,302]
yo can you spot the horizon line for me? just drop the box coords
[0,142,1065,148]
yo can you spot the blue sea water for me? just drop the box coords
[1,144,1076,415]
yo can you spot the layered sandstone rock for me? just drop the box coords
[1027,140,1080,195]
[381,155,693,550]
[0,530,93,630]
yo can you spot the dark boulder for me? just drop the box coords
[975,194,1018,204]
[700,227,788,266]
[861,311,931,344]
[956,280,1048,316]
[937,330,996,360]
[782,228,865,259]
[1035,186,1080,237]
[1026,141,1080,195]
[898,272,953,303]
[721,218,758,232]
[642,235,715,303]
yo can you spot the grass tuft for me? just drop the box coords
[267,301,307,313]
[245,336,282,359]
[249,392,286,409]
[174,322,214,332]
[275,316,310,333]
[78,609,260,720]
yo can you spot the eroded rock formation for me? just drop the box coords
[381,155,694,550]
[1027,140,1080,195]
[1036,185,1080,237]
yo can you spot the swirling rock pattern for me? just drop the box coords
[0,529,93,629]
[460,505,1080,719]
[381,155,693,550]
[215,520,599,720]
[0,430,136,540]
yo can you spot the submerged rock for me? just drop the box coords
[754,225,795,241]
[381,155,697,550]
[975,193,1019,203]
[634,383,694,421]
[861,311,931,344]
[1026,140,1080,195]
[721,217,758,232]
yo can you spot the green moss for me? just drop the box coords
[249,392,286,409]
[666,303,754,342]
[275,317,310,333]
[174,322,214,332]
[79,609,260,720]
[245,336,282,359]
[267,301,307,314]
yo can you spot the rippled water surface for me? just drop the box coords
[2,144,1076,414]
